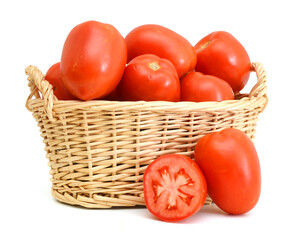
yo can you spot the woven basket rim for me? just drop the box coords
[25,62,268,120]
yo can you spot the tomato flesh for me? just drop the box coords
[144,154,207,222]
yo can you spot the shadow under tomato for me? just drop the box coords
[181,204,252,224]
[141,204,253,224]
[52,197,252,223]
[137,204,228,224]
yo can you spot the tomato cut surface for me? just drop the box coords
[143,154,207,222]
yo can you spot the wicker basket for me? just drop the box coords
[25,62,268,208]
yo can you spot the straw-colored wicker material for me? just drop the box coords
[25,62,268,208]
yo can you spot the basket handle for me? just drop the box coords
[25,65,55,120]
[249,62,268,112]
[249,62,267,98]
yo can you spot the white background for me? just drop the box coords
[1,0,293,239]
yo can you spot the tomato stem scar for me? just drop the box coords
[149,61,161,71]
[201,40,211,49]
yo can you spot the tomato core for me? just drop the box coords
[152,166,194,209]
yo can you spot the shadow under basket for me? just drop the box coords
[25,62,268,208]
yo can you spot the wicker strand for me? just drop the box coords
[250,62,267,98]
[250,62,268,112]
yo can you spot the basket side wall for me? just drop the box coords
[31,103,261,208]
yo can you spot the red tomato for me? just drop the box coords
[194,128,261,215]
[117,54,180,101]
[44,62,77,100]
[102,88,119,101]
[61,21,127,100]
[194,31,251,93]
[181,72,234,102]
[143,154,207,222]
[125,24,197,78]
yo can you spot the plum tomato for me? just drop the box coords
[102,88,119,101]
[117,54,180,102]
[194,31,251,93]
[194,128,261,215]
[181,72,234,102]
[44,62,77,100]
[125,24,197,78]
[143,154,207,222]
[61,20,127,100]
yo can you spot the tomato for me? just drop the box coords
[143,154,207,222]
[61,21,127,100]
[102,88,119,101]
[125,24,197,78]
[194,128,261,215]
[117,54,180,102]
[44,62,77,100]
[181,72,234,102]
[194,31,251,93]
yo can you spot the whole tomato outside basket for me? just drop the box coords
[194,128,261,215]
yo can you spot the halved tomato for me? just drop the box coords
[143,154,207,222]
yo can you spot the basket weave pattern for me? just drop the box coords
[25,63,268,208]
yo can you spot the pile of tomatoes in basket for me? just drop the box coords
[45,21,261,222]
[45,20,251,102]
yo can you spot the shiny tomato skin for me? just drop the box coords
[194,128,261,215]
[44,62,77,100]
[143,154,207,222]
[117,54,180,102]
[181,72,234,102]
[194,31,251,93]
[61,21,127,100]
[126,24,197,78]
